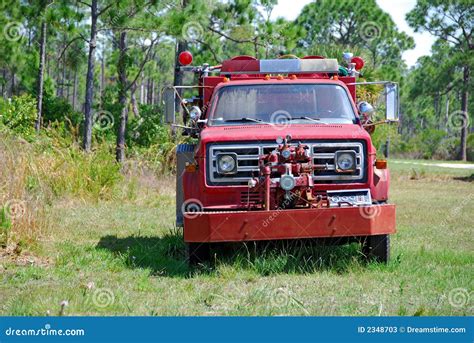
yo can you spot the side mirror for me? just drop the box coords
[163,88,176,124]
[385,83,399,122]
[357,101,375,134]
[189,106,202,122]
[357,101,374,117]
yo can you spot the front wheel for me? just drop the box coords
[362,234,390,263]
[186,242,211,266]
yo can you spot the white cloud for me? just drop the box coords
[270,0,436,66]
[376,0,435,66]
[269,0,309,21]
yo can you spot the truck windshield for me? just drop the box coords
[209,84,356,125]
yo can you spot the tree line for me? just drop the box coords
[0,0,472,162]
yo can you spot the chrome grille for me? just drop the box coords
[208,141,366,185]
[240,191,261,205]
[311,142,364,181]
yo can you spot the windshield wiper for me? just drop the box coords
[224,117,268,124]
[290,116,321,122]
[289,116,329,125]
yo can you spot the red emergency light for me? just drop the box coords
[178,51,193,66]
[351,56,365,71]
[220,56,339,75]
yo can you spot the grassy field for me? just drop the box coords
[1,160,473,316]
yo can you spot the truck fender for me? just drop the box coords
[371,167,390,202]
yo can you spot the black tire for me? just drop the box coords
[362,234,390,263]
[186,242,211,266]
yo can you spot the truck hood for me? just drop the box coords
[199,124,371,145]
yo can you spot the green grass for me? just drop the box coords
[0,162,473,316]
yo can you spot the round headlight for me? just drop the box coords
[280,174,296,191]
[217,154,237,174]
[336,152,356,171]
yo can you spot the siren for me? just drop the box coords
[351,56,365,70]
[178,51,193,66]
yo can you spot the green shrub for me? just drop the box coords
[419,129,447,159]
[43,95,82,129]
[371,124,401,157]
[433,136,459,160]
[127,104,167,148]
[0,95,37,139]
[394,129,457,160]
[467,133,474,162]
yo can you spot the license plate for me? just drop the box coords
[326,189,372,207]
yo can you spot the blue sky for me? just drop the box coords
[270,0,436,67]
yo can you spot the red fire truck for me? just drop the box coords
[164,52,398,265]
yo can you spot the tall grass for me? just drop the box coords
[218,240,365,275]
[0,135,46,248]
[0,130,125,248]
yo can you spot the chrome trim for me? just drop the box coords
[208,141,365,184]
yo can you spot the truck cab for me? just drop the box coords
[165,54,398,265]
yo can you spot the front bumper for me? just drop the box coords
[184,204,396,242]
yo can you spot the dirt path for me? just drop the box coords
[393,160,474,169]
